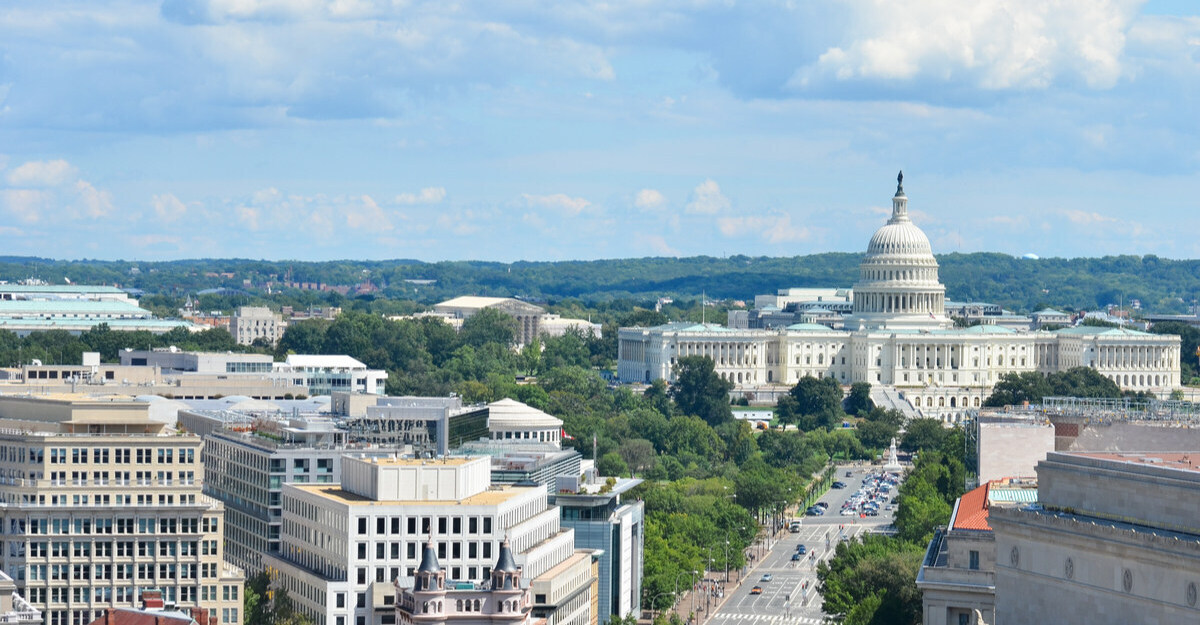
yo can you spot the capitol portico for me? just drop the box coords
[617,174,1181,421]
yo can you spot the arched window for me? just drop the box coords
[456,601,463,611]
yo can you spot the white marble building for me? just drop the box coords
[617,174,1181,421]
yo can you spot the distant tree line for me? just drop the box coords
[7,252,1200,315]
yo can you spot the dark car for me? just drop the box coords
[796,544,807,555]
[831,481,846,489]
[791,552,802,561]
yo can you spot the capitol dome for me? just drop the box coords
[844,172,949,331]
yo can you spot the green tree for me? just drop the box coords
[844,382,874,416]
[856,419,899,450]
[789,376,845,430]
[983,371,1052,407]
[774,395,800,428]
[618,438,658,476]
[1048,366,1122,398]
[900,418,948,453]
[597,451,630,478]
[817,535,924,625]
[459,308,519,348]
[669,356,733,426]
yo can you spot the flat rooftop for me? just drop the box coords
[362,456,477,467]
[1068,451,1200,473]
[291,483,534,507]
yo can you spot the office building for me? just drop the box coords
[991,451,1200,623]
[0,395,245,625]
[552,473,643,625]
[916,478,1037,625]
[263,456,581,625]
[342,398,489,456]
[229,307,285,347]
[0,570,40,625]
[179,408,391,576]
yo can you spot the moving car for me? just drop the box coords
[796,544,807,555]
[750,586,763,595]
[791,552,802,561]
[760,574,773,582]
[831,481,846,489]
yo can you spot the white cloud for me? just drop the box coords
[717,213,810,244]
[345,194,391,230]
[634,188,666,209]
[794,0,1139,90]
[686,179,730,215]
[75,180,113,218]
[153,193,189,221]
[0,189,50,223]
[1062,209,1119,225]
[6,159,78,187]
[1,158,112,221]
[396,187,446,205]
[237,205,262,230]
[637,233,680,257]
[521,193,591,215]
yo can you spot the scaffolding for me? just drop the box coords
[1003,396,1200,424]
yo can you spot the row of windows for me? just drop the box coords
[15,517,208,536]
[32,447,197,465]
[11,538,218,558]
[356,515,493,536]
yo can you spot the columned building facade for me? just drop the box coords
[617,174,1182,420]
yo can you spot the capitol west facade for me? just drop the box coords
[617,175,1181,421]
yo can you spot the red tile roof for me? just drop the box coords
[951,483,992,531]
[87,608,200,625]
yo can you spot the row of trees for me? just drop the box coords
[817,428,968,625]
[9,252,1200,315]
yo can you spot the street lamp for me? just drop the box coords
[690,570,700,618]
[646,590,675,621]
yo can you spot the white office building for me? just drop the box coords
[264,456,579,625]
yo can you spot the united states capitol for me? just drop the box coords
[617,173,1182,421]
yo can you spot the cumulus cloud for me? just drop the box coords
[793,0,1140,91]
[6,159,78,187]
[634,189,666,209]
[637,233,680,257]
[396,187,446,205]
[0,189,50,223]
[1062,209,1119,225]
[345,194,391,230]
[153,193,189,221]
[1,158,111,221]
[521,193,591,215]
[717,213,810,244]
[686,179,730,215]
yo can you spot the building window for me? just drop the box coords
[969,550,979,570]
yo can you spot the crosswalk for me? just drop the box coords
[709,613,825,625]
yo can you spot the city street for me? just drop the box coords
[700,464,900,625]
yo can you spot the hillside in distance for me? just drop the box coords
[1,252,1196,314]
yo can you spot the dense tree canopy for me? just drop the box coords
[984,366,1123,407]
[670,356,734,426]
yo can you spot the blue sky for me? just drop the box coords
[1,0,1198,262]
